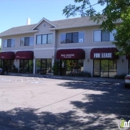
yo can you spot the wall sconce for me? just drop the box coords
[87,59,89,62]
[122,59,124,63]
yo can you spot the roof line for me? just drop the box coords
[0,30,38,37]
[32,17,56,30]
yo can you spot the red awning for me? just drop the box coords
[0,52,15,59]
[15,51,33,59]
[56,49,85,59]
[90,48,119,59]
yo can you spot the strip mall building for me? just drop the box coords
[0,17,128,77]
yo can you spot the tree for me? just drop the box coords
[63,0,130,55]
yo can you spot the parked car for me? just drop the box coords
[125,74,130,87]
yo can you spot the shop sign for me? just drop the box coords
[61,54,75,58]
[94,53,112,58]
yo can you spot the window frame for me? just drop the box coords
[93,29,116,42]
[60,31,84,44]
[4,39,15,48]
[36,33,53,44]
[20,36,34,46]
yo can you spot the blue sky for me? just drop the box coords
[0,0,104,45]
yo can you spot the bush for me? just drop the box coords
[52,61,59,75]
[114,74,126,79]
[67,71,91,77]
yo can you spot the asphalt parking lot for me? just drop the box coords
[0,75,129,130]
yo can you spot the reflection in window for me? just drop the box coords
[36,34,53,44]
[93,29,116,42]
[93,59,117,77]
[60,33,66,43]
[36,35,41,44]
[60,31,84,44]
[78,32,84,43]
[48,34,53,44]
[19,60,33,73]
[101,30,109,41]
[60,60,84,75]
[36,59,52,74]
[4,39,15,47]
[20,37,34,46]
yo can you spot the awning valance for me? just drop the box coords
[0,52,15,59]
[15,51,33,59]
[90,48,119,59]
[56,49,85,59]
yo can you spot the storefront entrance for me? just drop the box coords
[56,49,85,76]
[0,52,15,72]
[3,60,14,72]
[35,59,52,74]
[19,60,33,73]
[15,51,34,74]
[93,60,117,77]
[0,60,2,68]
[90,48,119,77]
[60,60,83,75]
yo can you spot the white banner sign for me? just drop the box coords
[94,53,112,58]
[61,54,75,58]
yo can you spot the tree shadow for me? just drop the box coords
[0,107,120,130]
[0,80,129,130]
[56,80,130,129]
[0,108,95,130]
[58,80,123,91]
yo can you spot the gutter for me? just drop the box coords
[0,30,38,38]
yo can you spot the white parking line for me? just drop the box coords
[37,77,40,80]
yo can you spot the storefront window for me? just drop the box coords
[101,60,109,77]
[60,60,84,75]
[93,59,117,77]
[47,59,52,73]
[3,60,14,72]
[20,60,33,73]
[93,60,100,76]
[35,59,52,74]
[108,60,117,77]
[0,60,2,68]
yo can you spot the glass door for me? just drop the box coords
[20,60,33,73]
[93,60,100,77]
[101,60,109,77]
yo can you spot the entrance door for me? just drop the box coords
[60,60,83,75]
[93,59,117,77]
[3,60,14,72]
[20,60,33,73]
[60,60,66,75]
[93,60,100,77]
[101,60,109,77]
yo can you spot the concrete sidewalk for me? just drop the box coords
[8,73,124,83]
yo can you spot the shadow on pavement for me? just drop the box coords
[0,81,129,130]
[0,107,120,130]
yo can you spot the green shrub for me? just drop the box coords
[114,74,126,79]
[67,71,91,77]
[52,61,59,75]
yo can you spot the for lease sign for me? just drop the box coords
[94,53,112,58]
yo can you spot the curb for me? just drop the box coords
[7,73,124,83]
